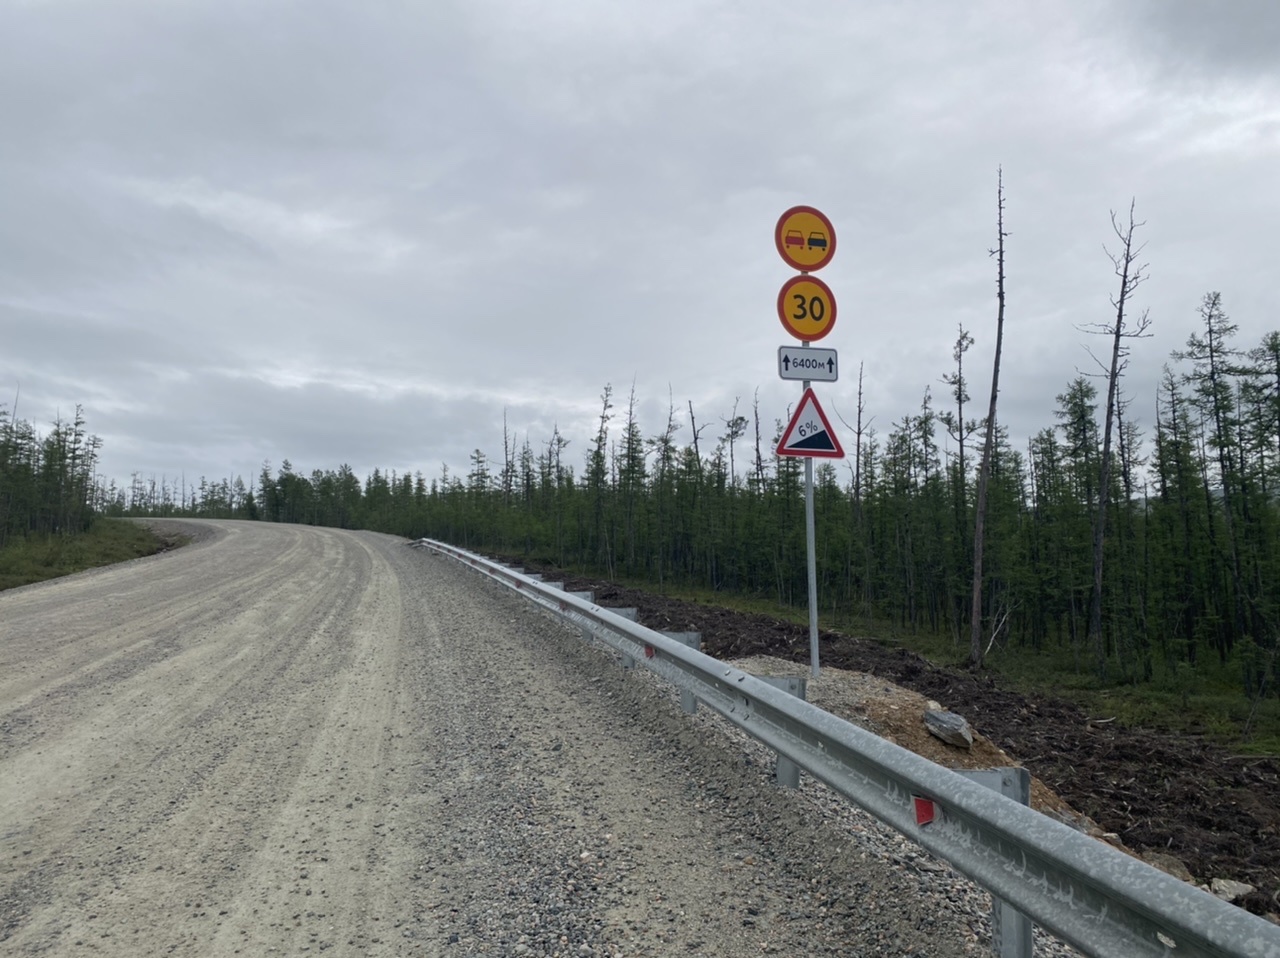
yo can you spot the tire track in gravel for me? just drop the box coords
[2,521,974,957]
[0,523,319,758]
[0,522,403,953]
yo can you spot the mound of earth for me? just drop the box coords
[722,653,1083,827]
[534,570,1280,920]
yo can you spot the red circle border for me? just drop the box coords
[774,205,837,272]
[777,274,837,342]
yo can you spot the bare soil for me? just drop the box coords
[539,571,1280,919]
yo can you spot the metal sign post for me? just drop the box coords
[803,350,820,679]
[774,206,842,678]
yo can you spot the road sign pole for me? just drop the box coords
[805,458,818,677]
[775,206,838,679]
[802,342,820,678]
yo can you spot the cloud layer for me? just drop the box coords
[3,0,1278,489]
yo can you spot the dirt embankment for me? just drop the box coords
[543,573,1280,920]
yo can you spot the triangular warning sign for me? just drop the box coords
[776,387,845,459]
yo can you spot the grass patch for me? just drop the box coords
[625,578,1280,751]
[968,637,1280,750]
[0,519,175,591]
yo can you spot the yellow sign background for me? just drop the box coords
[775,207,836,272]
[777,275,837,342]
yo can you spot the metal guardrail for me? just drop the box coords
[414,538,1280,958]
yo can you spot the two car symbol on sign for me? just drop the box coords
[784,229,827,251]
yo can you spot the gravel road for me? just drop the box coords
[2,520,989,957]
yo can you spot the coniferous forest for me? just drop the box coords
[0,404,100,550]
[79,285,1280,717]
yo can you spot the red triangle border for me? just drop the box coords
[776,387,845,459]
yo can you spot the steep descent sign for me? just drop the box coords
[776,387,844,459]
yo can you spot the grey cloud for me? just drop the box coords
[1121,0,1280,80]
[2,0,1278,493]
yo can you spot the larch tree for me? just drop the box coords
[1177,293,1248,651]
[587,385,613,574]
[939,325,977,626]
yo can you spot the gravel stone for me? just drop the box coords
[0,520,1083,956]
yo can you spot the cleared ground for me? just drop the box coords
[0,520,972,956]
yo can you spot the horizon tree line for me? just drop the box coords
[91,289,1280,705]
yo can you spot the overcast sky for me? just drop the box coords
[3,0,1279,492]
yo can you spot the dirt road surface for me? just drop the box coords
[1,520,983,957]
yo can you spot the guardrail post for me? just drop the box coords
[609,609,640,668]
[569,594,600,647]
[753,675,807,788]
[956,768,1034,958]
[659,633,702,713]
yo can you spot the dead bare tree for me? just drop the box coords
[687,400,705,466]
[1082,200,1152,680]
[854,363,867,508]
[720,397,747,486]
[501,409,515,507]
[751,388,766,489]
[831,363,872,509]
[969,169,1008,669]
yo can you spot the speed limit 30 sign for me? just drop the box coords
[776,274,836,342]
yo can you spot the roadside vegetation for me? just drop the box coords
[1,404,98,550]
[0,403,170,590]
[0,518,167,591]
